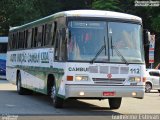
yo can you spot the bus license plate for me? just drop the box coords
[103,92,115,96]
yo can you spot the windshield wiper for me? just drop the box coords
[112,45,129,65]
[90,39,106,64]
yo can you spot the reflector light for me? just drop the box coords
[143,77,146,82]
[67,76,73,81]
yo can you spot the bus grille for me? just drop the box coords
[89,66,129,74]
[92,78,125,85]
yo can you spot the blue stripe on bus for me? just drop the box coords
[0,59,6,76]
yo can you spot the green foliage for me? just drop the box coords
[0,0,160,66]
[92,0,121,11]
[151,15,160,32]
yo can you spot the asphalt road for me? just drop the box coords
[0,80,160,120]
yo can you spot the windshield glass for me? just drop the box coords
[109,22,144,63]
[67,20,144,63]
[68,21,108,62]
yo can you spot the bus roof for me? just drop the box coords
[0,37,8,43]
[10,10,142,32]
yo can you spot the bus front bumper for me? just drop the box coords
[65,85,145,99]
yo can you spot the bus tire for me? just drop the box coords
[158,90,160,93]
[17,72,26,95]
[51,83,64,108]
[17,72,32,95]
[108,97,122,109]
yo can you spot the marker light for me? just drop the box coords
[132,92,137,96]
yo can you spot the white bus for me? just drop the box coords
[7,10,146,109]
[0,36,8,79]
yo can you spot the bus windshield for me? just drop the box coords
[67,20,144,63]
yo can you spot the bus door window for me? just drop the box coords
[54,28,67,61]
[59,28,67,61]
[67,30,81,60]
[54,30,60,61]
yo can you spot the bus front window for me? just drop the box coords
[67,21,108,62]
[108,22,144,63]
[67,21,144,64]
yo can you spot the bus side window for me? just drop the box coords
[42,25,46,46]
[45,24,52,46]
[17,32,20,49]
[19,32,24,49]
[8,34,13,50]
[34,27,38,47]
[12,34,15,50]
[15,33,19,49]
[25,30,28,48]
[27,29,32,48]
[23,31,25,48]
[31,28,34,48]
[31,27,38,48]
[23,31,26,48]
[54,30,60,61]
[52,21,57,45]
[14,32,18,49]
[37,26,42,47]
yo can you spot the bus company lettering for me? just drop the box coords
[17,53,27,63]
[41,52,49,63]
[10,54,17,62]
[68,67,88,72]
[10,52,49,64]
[28,53,40,63]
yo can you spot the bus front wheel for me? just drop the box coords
[51,84,64,108]
[108,97,122,109]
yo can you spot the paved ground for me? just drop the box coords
[0,80,160,120]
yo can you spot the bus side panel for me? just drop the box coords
[20,69,47,94]
[6,66,17,85]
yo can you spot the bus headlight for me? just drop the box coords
[75,76,89,81]
[128,77,141,83]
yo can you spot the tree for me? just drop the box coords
[92,0,121,11]
[0,0,63,35]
